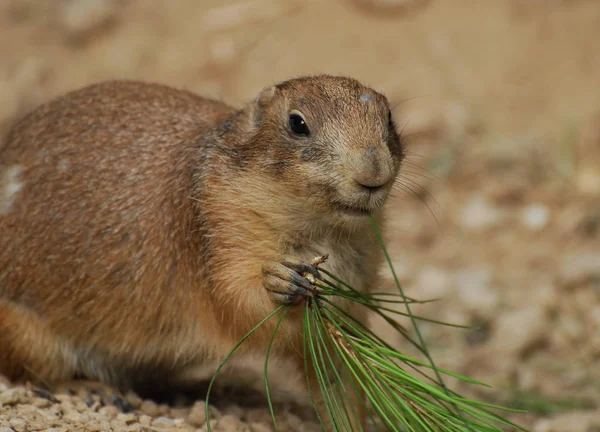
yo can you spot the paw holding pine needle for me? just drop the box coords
[262,254,329,305]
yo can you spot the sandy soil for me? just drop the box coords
[1,0,600,431]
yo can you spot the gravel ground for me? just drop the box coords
[1,0,600,431]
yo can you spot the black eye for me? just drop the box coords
[288,112,310,137]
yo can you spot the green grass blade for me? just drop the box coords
[368,213,473,431]
[206,305,285,432]
[264,307,290,431]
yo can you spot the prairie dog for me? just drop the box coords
[0,75,404,425]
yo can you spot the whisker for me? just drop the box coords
[395,176,442,214]
[392,182,441,230]
[389,95,431,111]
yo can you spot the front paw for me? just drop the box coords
[262,257,322,306]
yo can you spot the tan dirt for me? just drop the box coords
[1,0,599,431]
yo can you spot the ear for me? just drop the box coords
[249,85,277,127]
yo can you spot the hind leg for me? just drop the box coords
[0,299,75,386]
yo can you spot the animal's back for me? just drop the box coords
[0,81,232,381]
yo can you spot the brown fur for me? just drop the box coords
[0,75,404,426]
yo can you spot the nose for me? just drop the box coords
[353,146,393,192]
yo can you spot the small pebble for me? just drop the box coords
[216,414,244,430]
[125,391,142,409]
[0,388,28,406]
[157,403,170,415]
[109,419,127,430]
[62,411,85,423]
[32,397,52,408]
[98,405,119,420]
[455,267,499,314]
[249,423,271,432]
[413,266,453,299]
[559,252,600,288]
[492,306,549,355]
[576,169,600,196]
[460,195,505,231]
[223,404,244,419]
[284,412,303,429]
[152,416,175,427]
[533,410,600,432]
[202,419,219,431]
[8,419,25,430]
[59,0,116,36]
[245,409,271,425]
[139,415,152,426]
[188,401,207,426]
[171,408,189,419]
[116,413,137,424]
[139,400,159,417]
[521,203,550,230]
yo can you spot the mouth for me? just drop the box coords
[331,200,372,216]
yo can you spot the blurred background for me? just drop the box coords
[1,0,599,431]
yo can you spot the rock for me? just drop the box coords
[170,408,189,420]
[152,416,175,427]
[455,267,499,315]
[97,406,119,420]
[125,391,142,409]
[249,423,271,432]
[0,427,15,432]
[62,411,86,423]
[413,266,453,299]
[200,419,219,431]
[216,414,245,431]
[460,195,505,231]
[576,169,600,196]
[32,397,52,408]
[139,400,159,417]
[559,252,600,289]
[533,410,600,432]
[157,403,170,415]
[173,417,186,427]
[223,404,244,419]
[245,409,273,425]
[109,419,126,430]
[0,388,28,406]
[521,203,550,231]
[116,413,137,424]
[138,415,152,426]
[8,419,25,430]
[188,401,207,427]
[59,0,116,37]
[492,306,549,356]
[283,412,303,429]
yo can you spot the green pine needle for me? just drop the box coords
[206,216,528,432]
